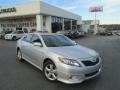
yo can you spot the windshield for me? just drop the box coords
[42,35,76,47]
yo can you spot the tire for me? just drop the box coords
[12,36,16,41]
[43,60,57,81]
[17,49,23,62]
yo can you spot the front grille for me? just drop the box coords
[82,57,99,66]
[85,70,99,77]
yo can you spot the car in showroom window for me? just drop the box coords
[16,33,102,84]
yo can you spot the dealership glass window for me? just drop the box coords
[72,20,77,26]
[52,16,62,23]
[71,20,77,30]
[57,17,62,23]
[72,26,76,30]
[43,16,46,26]
[52,22,62,33]
[51,16,63,33]
[52,17,55,23]
[0,17,36,31]
[77,25,82,30]
[52,16,57,22]
[64,19,71,30]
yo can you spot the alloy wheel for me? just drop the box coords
[17,50,22,61]
[44,63,57,81]
[12,37,16,40]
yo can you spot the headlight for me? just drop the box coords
[58,57,81,67]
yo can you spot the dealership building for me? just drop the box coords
[0,1,82,33]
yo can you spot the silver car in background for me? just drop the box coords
[16,33,102,84]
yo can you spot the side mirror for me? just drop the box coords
[33,42,42,47]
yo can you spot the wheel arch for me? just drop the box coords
[43,58,56,70]
[12,35,16,38]
[16,47,22,55]
[17,47,20,53]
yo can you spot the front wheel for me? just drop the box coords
[17,49,23,61]
[44,61,57,81]
[12,36,16,40]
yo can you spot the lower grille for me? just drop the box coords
[85,70,99,77]
[82,57,99,66]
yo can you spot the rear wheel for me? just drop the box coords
[17,49,23,61]
[44,61,57,81]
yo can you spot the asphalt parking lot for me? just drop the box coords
[0,35,120,90]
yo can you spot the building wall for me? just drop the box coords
[40,1,81,23]
[0,1,82,32]
[82,25,90,33]
[0,1,81,20]
[0,2,40,18]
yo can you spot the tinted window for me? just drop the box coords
[22,34,33,43]
[42,35,75,47]
[31,34,41,43]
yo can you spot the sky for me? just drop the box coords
[0,0,120,24]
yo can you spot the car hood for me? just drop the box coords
[48,45,98,59]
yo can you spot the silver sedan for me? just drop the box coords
[16,33,102,84]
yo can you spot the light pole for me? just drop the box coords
[89,6,103,35]
[94,11,97,35]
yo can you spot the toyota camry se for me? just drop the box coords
[16,32,102,84]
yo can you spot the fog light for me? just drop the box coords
[70,75,81,80]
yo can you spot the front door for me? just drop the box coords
[28,34,45,68]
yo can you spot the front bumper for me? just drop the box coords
[57,61,102,84]
[5,35,12,40]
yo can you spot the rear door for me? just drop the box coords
[21,34,33,61]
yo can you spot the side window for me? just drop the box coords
[31,34,41,43]
[22,34,33,43]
